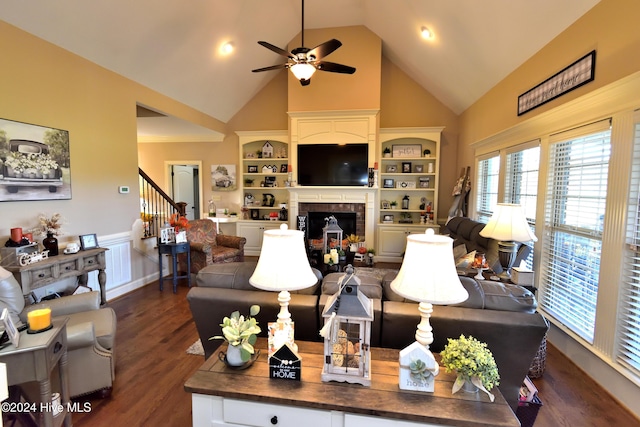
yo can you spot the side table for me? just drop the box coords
[0,318,72,427]
[158,242,191,293]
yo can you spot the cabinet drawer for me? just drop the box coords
[223,398,332,427]
[59,259,79,276]
[345,413,442,427]
[79,254,102,271]
[45,334,67,372]
[28,266,55,287]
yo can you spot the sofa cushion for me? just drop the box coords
[322,271,383,300]
[196,261,322,295]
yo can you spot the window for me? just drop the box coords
[619,116,640,375]
[504,143,540,268]
[476,154,500,223]
[539,121,611,343]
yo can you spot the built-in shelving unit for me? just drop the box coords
[236,131,290,256]
[376,127,443,260]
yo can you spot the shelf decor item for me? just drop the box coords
[320,265,373,386]
[391,229,469,392]
[440,334,500,401]
[392,144,422,158]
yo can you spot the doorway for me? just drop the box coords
[165,161,203,220]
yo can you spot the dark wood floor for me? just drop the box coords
[66,276,639,427]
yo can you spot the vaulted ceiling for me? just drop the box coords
[2,0,600,134]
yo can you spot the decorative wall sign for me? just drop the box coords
[269,343,301,381]
[0,118,71,202]
[518,50,596,116]
[392,144,422,158]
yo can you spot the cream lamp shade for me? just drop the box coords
[479,203,537,243]
[391,229,469,306]
[250,224,318,323]
[479,203,537,281]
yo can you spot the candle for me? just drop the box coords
[374,162,378,170]
[10,228,22,243]
[288,164,292,172]
[330,249,339,264]
[24,233,33,242]
[324,254,331,264]
[28,308,52,331]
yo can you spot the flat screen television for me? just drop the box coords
[297,143,369,186]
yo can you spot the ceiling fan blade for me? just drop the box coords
[258,41,295,60]
[307,39,342,61]
[252,63,288,73]
[315,61,356,74]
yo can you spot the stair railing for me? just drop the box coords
[139,167,186,239]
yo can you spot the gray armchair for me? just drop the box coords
[0,267,116,398]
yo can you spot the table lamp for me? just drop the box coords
[479,203,537,281]
[391,229,469,392]
[250,224,318,327]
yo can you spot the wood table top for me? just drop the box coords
[184,339,519,427]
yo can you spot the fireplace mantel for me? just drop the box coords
[288,187,377,247]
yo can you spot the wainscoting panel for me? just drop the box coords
[86,232,132,291]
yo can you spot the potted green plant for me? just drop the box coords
[440,334,500,401]
[366,248,376,266]
[210,305,261,365]
[383,147,391,158]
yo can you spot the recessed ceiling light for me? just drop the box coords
[421,26,433,40]
[222,42,234,54]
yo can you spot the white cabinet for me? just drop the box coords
[236,221,282,256]
[377,225,438,258]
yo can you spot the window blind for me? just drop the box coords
[540,121,611,343]
[476,154,499,223]
[619,116,640,375]
[504,142,540,269]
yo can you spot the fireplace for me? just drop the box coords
[306,212,358,240]
[287,187,377,249]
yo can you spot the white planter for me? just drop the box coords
[226,345,244,366]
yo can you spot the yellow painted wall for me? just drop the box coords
[0,20,225,245]
[458,0,640,169]
[287,26,381,112]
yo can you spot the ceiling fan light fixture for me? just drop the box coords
[290,63,316,81]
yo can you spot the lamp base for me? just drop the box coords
[497,241,518,282]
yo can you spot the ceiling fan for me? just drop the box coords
[252,0,356,86]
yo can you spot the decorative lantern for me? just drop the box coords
[322,215,343,254]
[320,265,373,386]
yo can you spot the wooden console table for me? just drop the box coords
[185,339,519,427]
[5,247,108,305]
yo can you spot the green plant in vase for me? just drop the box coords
[440,335,500,401]
[211,305,261,364]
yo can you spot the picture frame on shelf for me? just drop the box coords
[79,233,99,250]
[280,164,288,173]
[386,165,397,173]
[414,165,424,173]
[1,307,20,347]
[381,200,391,209]
[383,179,395,188]
[402,162,412,173]
[247,165,258,173]
[419,177,430,188]
[392,144,422,158]
[383,214,394,224]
